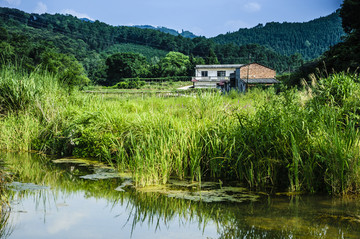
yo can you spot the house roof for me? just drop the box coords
[240,63,276,71]
[195,64,244,69]
[195,63,275,71]
[241,78,280,84]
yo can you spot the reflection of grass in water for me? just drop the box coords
[0,205,12,239]
[2,153,124,201]
[125,190,229,237]
[0,161,13,239]
[3,153,360,239]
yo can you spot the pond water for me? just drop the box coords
[1,153,360,239]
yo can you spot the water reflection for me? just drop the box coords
[0,159,12,239]
[1,153,360,239]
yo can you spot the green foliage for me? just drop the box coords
[105,53,149,85]
[310,73,359,107]
[112,79,146,89]
[205,48,219,64]
[158,51,190,76]
[2,8,360,194]
[0,66,40,113]
[0,6,306,78]
[320,0,360,74]
[285,2,360,87]
[102,43,168,61]
[340,0,360,34]
[133,25,198,39]
[40,51,90,90]
[2,68,360,194]
[215,43,292,73]
[212,11,345,61]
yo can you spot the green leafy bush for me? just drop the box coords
[113,78,146,89]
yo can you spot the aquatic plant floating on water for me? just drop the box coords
[137,180,259,203]
[7,182,49,191]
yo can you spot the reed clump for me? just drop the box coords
[0,64,360,194]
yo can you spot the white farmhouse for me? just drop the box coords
[192,64,244,88]
[192,63,279,92]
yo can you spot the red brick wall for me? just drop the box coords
[239,63,276,79]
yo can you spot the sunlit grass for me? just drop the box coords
[1,65,360,194]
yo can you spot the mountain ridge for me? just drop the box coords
[132,25,197,39]
[212,10,345,60]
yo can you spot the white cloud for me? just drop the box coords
[3,0,21,6]
[34,2,47,14]
[47,212,86,234]
[61,9,94,21]
[244,2,261,12]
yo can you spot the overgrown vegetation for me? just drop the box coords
[0,64,359,194]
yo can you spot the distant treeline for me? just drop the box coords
[0,7,305,86]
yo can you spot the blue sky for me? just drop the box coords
[1,0,343,37]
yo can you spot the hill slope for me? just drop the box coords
[212,11,345,60]
[0,7,298,75]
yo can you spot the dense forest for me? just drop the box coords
[282,0,360,86]
[212,11,345,60]
[0,6,344,86]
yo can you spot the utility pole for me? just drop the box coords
[246,54,251,92]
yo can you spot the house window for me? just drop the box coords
[217,71,226,77]
[201,71,208,77]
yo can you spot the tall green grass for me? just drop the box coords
[0,65,359,194]
[0,65,67,151]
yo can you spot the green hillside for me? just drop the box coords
[212,11,345,60]
[1,6,337,85]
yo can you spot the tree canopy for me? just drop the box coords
[340,0,360,34]
[212,11,344,61]
[158,52,190,76]
[283,1,360,86]
[105,53,149,85]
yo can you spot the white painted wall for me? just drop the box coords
[195,67,237,77]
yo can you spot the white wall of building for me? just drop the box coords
[195,65,242,77]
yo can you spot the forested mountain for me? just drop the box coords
[0,6,339,86]
[133,25,198,39]
[283,0,360,86]
[212,11,345,60]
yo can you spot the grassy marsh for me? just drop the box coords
[1,65,360,194]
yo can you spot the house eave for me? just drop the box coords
[195,64,244,69]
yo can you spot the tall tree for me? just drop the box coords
[105,53,149,85]
[205,48,219,65]
[159,51,190,76]
[40,51,90,90]
[340,0,360,34]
